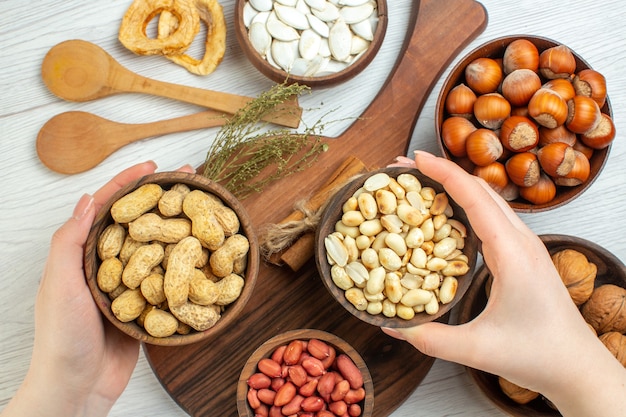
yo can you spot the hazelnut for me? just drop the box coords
[498,376,539,404]
[598,332,626,367]
[551,249,597,305]
[581,284,626,334]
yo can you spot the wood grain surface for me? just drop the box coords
[143,1,487,416]
[3,1,626,417]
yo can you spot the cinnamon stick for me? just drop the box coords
[268,155,369,270]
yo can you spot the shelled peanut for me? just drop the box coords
[441,39,616,205]
[324,172,470,319]
[96,183,249,337]
[246,338,366,417]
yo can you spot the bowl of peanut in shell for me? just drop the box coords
[315,167,479,329]
[84,171,259,346]
[456,234,626,416]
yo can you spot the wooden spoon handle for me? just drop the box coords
[111,66,302,128]
[114,110,230,146]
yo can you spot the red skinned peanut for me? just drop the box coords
[349,403,362,416]
[331,379,351,402]
[281,394,304,415]
[288,364,308,387]
[271,345,286,364]
[274,381,297,406]
[247,388,261,409]
[284,340,304,365]
[301,395,325,413]
[258,358,282,378]
[307,338,331,360]
[301,357,326,376]
[257,388,276,405]
[317,372,336,399]
[329,400,348,415]
[268,405,282,417]
[271,377,285,392]
[254,403,269,417]
[247,372,272,390]
[336,354,364,389]
[344,387,366,404]
[298,378,318,397]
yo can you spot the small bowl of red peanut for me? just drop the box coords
[314,167,479,328]
[237,328,374,417]
[84,171,260,346]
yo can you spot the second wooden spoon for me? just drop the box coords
[36,110,230,174]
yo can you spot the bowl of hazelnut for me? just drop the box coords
[84,172,259,346]
[237,328,374,417]
[456,234,626,416]
[436,35,615,213]
[314,167,479,328]
[234,0,388,87]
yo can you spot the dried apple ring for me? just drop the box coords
[157,0,226,75]
[119,0,200,56]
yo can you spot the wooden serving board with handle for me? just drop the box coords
[144,1,488,416]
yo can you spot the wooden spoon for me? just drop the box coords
[40,39,302,128]
[36,110,229,174]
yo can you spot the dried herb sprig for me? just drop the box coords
[202,82,329,198]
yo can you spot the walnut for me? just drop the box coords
[551,249,597,305]
[581,284,626,334]
[598,332,626,367]
[498,376,539,404]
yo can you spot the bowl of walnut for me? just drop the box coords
[456,234,626,416]
[315,167,479,328]
[436,35,615,213]
[84,172,259,346]
[237,328,374,417]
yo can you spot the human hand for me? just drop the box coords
[2,161,194,417]
[384,151,626,417]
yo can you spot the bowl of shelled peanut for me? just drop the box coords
[237,328,374,417]
[84,172,259,346]
[456,234,626,416]
[436,35,615,213]
[314,167,479,328]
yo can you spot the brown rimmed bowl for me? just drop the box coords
[315,167,479,328]
[455,234,626,416]
[84,172,259,346]
[237,328,374,417]
[234,0,388,88]
[435,35,613,213]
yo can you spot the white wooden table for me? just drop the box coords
[1,1,625,415]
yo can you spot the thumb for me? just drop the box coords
[43,194,96,289]
[383,322,476,365]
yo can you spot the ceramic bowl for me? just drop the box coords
[234,0,388,88]
[456,234,626,416]
[435,35,613,213]
[84,172,259,346]
[315,167,479,328]
[237,328,374,417]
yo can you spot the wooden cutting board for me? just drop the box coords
[144,1,488,416]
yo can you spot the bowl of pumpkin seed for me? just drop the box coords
[235,0,388,87]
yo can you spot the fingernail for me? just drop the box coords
[72,194,94,220]
[381,327,405,340]
[179,164,195,173]
[413,150,435,159]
